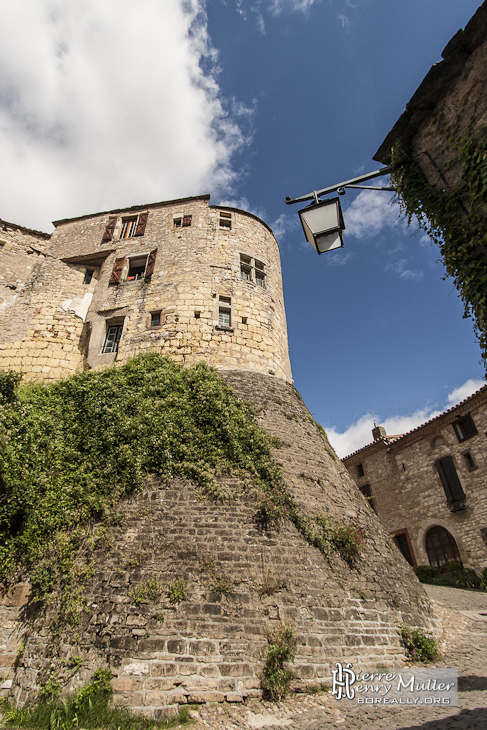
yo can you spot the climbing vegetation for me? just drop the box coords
[390,133,487,368]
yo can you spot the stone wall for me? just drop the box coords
[344,387,487,573]
[0,221,91,380]
[45,196,292,383]
[2,373,438,717]
[375,1,487,191]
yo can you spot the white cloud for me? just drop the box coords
[385,257,424,281]
[325,377,485,458]
[270,212,300,240]
[0,1,251,231]
[343,189,399,239]
[447,378,484,406]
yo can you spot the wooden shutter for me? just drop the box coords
[144,249,157,280]
[182,214,192,227]
[436,456,466,502]
[102,216,118,242]
[109,257,125,285]
[135,212,148,237]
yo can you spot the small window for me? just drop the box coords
[239,253,266,288]
[173,217,182,228]
[219,309,231,327]
[452,414,477,443]
[0,243,5,251]
[102,324,123,354]
[194,311,201,318]
[241,316,247,324]
[218,295,231,328]
[120,216,138,240]
[83,269,94,285]
[219,211,232,229]
[356,463,364,478]
[127,256,148,281]
[150,312,161,327]
[431,435,445,448]
[359,484,375,513]
[463,451,477,471]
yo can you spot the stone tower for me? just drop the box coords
[0,198,438,718]
[0,196,291,383]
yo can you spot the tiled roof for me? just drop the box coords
[342,384,487,460]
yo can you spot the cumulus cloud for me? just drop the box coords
[0,0,251,231]
[325,378,485,458]
[447,378,485,406]
[343,189,399,239]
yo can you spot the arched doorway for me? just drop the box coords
[425,526,461,567]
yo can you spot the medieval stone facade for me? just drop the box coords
[343,387,487,574]
[0,195,292,384]
[0,198,440,715]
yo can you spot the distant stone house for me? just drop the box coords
[343,386,487,573]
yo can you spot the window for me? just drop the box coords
[218,296,232,328]
[219,211,232,229]
[108,249,157,285]
[435,456,466,510]
[240,254,252,281]
[359,484,375,513]
[173,215,192,228]
[150,311,161,327]
[101,212,148,242]
[102,324,123,354]
[425,526,461,568]
[392,530,415,566]
[83,269,94,285]
[127,256,148,281]
[356,463,364,478]
[239,254,266,288]
[452,413,478,442]
[255,260,265,287]
[463,451,477,471]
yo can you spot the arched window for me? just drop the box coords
[425,526,461,567]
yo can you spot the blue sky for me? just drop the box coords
[1,0,484,456]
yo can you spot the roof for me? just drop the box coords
[374,1,487,164]
[51,195,275,237]
[52,194,212,227]
[0,218,51,240]
[342,384,487,461]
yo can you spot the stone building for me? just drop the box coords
[374,0,487,196]
[0,195,291,383]
[343,386,487,574]
[0,197,439,715]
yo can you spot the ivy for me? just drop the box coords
[0,354,283,596]
[390,134,487,368]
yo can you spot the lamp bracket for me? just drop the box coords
[285,165,395,205]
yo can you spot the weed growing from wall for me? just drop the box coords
[400,627,439,663]
[1,668,190,729]
[261,623,296,700]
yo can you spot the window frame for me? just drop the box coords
[102,323,123,354]
[452,413,478,443]
[219,211,232,229]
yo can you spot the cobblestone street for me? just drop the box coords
[189,585,487,730]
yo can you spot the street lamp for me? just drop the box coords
[286,166,394,254]
[298,197,345,255]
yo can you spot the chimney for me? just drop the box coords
[372,423,387,441]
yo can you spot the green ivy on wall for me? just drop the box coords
[390,135,487,369]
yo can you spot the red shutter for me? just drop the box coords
[144,249,157,279]
[109,257,125,285]
[102,216,118,242]
[135,212,148,236]
[182,214,192,227]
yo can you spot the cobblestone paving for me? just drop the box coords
[187,585,487,730]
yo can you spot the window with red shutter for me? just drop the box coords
[182,215,192,227]
[135,212,148,236]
